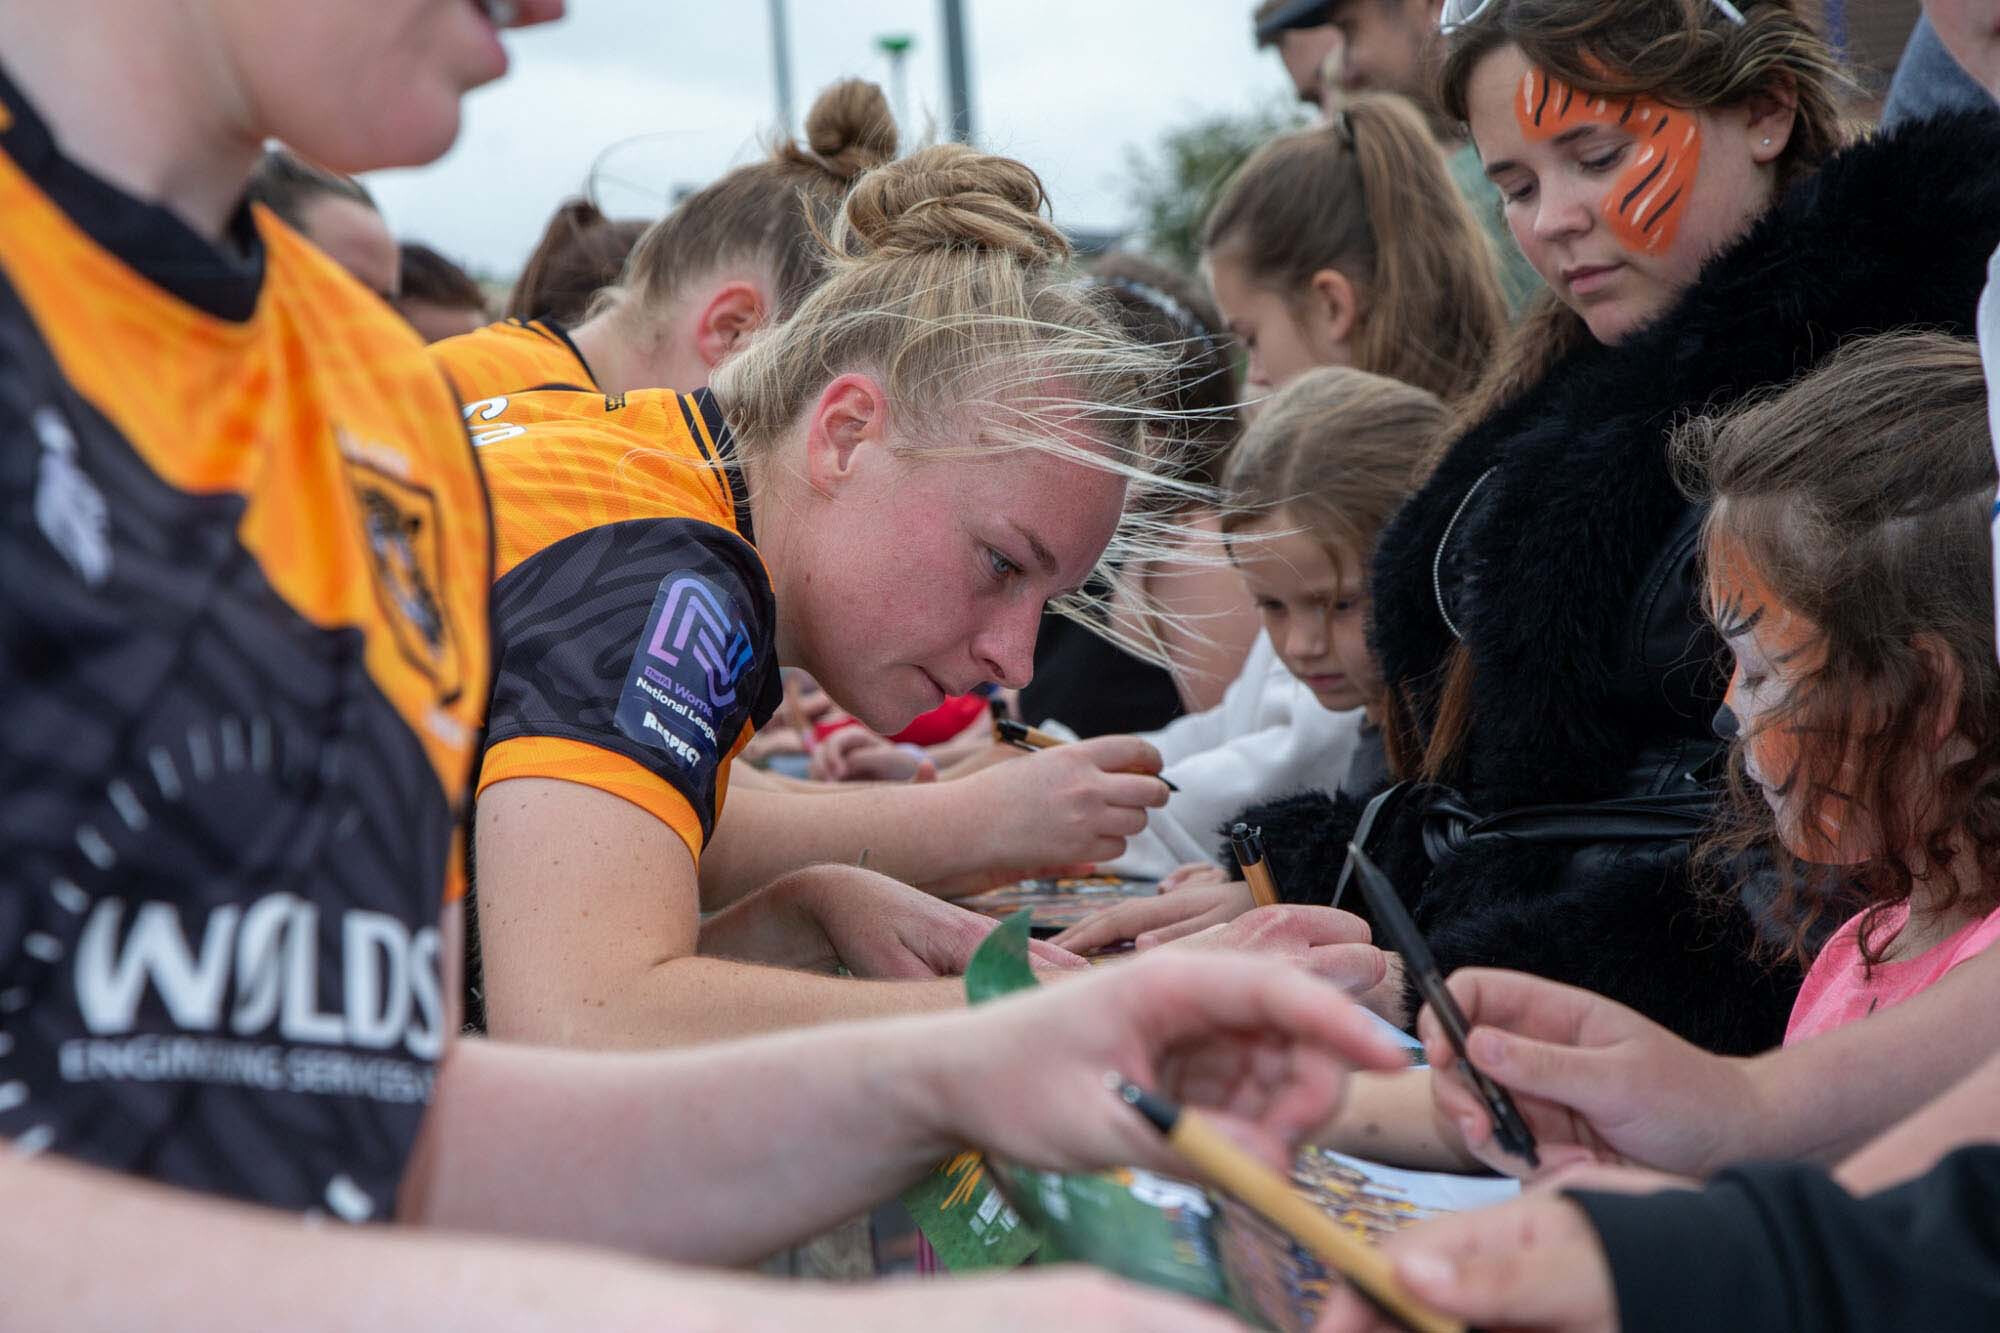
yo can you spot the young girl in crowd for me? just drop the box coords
[1201,89,1507,403]
[1055,367,1439,946]
[1319,332,2000,1172]
[1226,0,2000,1055]
[434,78,896,401]
[467,145,1198,1047]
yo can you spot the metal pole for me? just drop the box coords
[769,0,795,137]
[940,0,974,143]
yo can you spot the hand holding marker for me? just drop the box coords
[1344,841,1540,1168]
[994,717,1180,792]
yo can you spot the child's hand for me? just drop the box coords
[1164,905,1386,995]
[1422,968,1758,1181]
[1159,861,1229,893]
[1051,879,1256,954]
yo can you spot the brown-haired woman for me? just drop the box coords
[433,78,896,401]
[1201,90,1508,405]
[1238,0,2000,1055]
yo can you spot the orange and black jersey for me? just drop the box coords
[473,387,781,863]
[430,316,597,401]
[0,67,489,1217]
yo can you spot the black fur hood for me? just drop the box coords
[1377,108,2000,805]
[1231,110,2000,1053]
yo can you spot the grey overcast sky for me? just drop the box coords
[361,1,1297,279]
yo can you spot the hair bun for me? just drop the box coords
[837,143,1070,267]
[801,79,899,181]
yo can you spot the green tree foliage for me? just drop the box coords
[1122,101,1309,270]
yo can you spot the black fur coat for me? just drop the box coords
[1231,111,2000,1054]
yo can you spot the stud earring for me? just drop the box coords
[1761,137,1772,145]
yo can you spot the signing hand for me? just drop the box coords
[965,735,1172,871]
[1422,969,1756,1180]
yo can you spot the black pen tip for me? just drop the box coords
[1118,1081,1180,1135]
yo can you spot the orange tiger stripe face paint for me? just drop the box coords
[1516,67,1704,256]
[1709,546,1864,863]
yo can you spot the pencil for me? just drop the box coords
[993,718,1181,793]
[1230,821,1280,908]
[1344,842,1540,1169]
[1117,1081,1464,1333]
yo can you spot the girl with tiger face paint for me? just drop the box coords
[1461,42,1795,343]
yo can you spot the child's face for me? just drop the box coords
[1204,251,1349,398]
[1231,516,1378,713]
[1710,548,1861,863]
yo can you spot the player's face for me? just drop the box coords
[1465,42,1787,345]
[801,419,1126,734]
[208,0,565,174]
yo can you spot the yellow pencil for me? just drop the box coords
[1118,1082,1464,1333]
[1230,822,1281,908]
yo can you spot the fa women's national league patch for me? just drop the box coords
[616,570,755,773]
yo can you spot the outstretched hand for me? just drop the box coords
[932,953,1409,1176]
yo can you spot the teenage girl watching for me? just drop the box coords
[1200,89,1508,404]
[1056,366,1438,948]
[469,146,1192,1047]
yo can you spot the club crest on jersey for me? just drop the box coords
[342,456,464,704]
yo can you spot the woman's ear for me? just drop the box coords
[693,280,769,370]
[1307,266,1360,350]
[803,373,889,497]
[1913,631,1968,749]
[1742,71,1800,166]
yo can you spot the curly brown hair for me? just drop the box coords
[1671,332,2000,968]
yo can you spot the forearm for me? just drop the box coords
[0,1150,757,1332]
[698,782,1003,905]
[489,951,960,1049]
[1730,953,2000,1168]
[1315,1068,1481,1172]
[1836,1045,2000,1193]
[405,1021,966,1265]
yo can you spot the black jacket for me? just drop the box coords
[1234,111,2000,1054]
[1574,1147,2000,1332]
